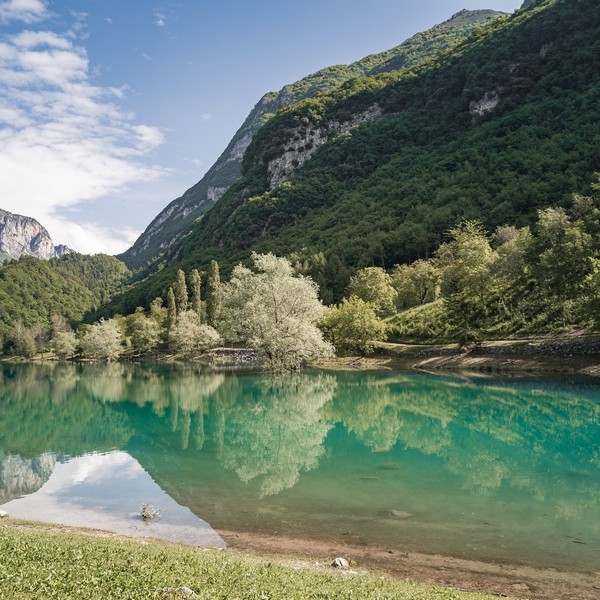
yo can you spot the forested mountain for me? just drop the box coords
[0,253,129,346]
[119,9,505,269]
[112,0,600,311]
[0,209,71,262]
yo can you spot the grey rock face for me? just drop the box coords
[0,209,71,260]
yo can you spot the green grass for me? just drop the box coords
[0,520,501,600]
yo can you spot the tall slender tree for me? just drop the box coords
[167,286,177,330]
[206,260,221,327]
[175,269,188,314]
[190,269,202,320]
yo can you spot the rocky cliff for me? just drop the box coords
[0,209,72,261]
[119,9,506,269]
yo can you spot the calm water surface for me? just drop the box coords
[1,362,599,571]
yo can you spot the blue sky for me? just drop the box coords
[0,0,523,253]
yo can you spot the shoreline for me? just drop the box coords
[2,518,599,600]
[220,528,600,600]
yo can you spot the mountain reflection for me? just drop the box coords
[1,363,599,515]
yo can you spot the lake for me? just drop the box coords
[1,362,599,573]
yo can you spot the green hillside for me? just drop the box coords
[119,9,505,269]
[111,0,600,311]
[0,253,129,347]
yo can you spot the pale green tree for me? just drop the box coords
[10,322,36,358]
[81,319,123,362]
[221,252,333,371]
[321,295,387,355]
[206,260,221,327]
[347,267,397,315]
[125,308,161,354]
[169,310,221,355]
[50,330,78,360]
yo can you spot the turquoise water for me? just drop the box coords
[1,362,599,571]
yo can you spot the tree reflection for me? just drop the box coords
[219,374,337,497]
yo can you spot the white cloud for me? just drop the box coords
[0,15,167,254]
[153,10,165,27]
[0,0,48,23]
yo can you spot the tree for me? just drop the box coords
[81,319,123,362]
[190,269,202,319]
[125,308,161,354]
[392,260,440,310]
[320,295,387,355]
[347,267,397,315]
[50,330,78,360]
[10,322,36,358]
[436,221,497,338]
[206,260,221,328]
[174,269,188,315]
[166,287,177,330]
[221,252,333,371]
[169,310,221,355]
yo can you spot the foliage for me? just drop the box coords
[50,331,78,360]
[174,269,188,314]
[124,308,162,355]
[169,310,221,355]
[206,259,221,327]
[392,260,441,309]
[221,252,333,370]
[81,319,123,362]
[321,296,387,355]
[190,268,202,317]
[0,253,128,353]
[347,267,397,316]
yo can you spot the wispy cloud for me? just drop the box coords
[153,9,165,27]
[0,0,48,24]
[0,13,166,253]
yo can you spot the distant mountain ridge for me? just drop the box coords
[0,209,72,261]
[119,8,506,269]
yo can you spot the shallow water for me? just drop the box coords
[1,362,599,571]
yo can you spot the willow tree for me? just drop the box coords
[221,252,333,371]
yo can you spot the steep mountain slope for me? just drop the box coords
[120,9,505,269]
[0,209,71,262]
[112,0,600,311]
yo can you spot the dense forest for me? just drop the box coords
[0,253,129,350]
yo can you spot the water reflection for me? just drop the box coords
[1,363,599,568]
[1,450,225,547]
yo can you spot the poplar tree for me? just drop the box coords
[206,260,221,327]
[167,287,177,330]
[190,268,202,320]
[175,269,188,314]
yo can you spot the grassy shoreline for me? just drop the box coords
[0,518,501,600]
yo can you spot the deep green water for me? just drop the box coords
[1,362,599,571]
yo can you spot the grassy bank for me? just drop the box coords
[0,519,500,600]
